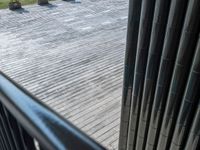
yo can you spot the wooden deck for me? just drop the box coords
[0,0,128,149]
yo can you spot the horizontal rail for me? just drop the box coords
[0,71,106,150]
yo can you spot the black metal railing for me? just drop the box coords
[0,71,106,150]
[119,0,200,150]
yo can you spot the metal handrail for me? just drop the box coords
[0,71,106,150]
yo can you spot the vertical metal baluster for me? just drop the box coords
[136,0,171,149]
[169,35,200,150]
[145,0,189,149]
[3,107,26,150]
[157,0,200,149]
[119,0,142,149]
[184,99,200,150]
[0,136,7,150]
[0,135,5,150]
[0,135,3,150]
[127,0,156,149]
[0,125,8,150]
[18,124,36,150]
[0,104,15,150]
[39,144,46,150]
[0,113,6,150]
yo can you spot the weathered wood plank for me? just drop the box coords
[0,0,128,149]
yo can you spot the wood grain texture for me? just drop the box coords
[0,0,128,149]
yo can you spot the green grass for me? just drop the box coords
[0,0,54,9]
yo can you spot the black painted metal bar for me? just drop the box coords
[0,133,6,150]
[0,71,106,150]
[18,125,36,150]
[135,0,171,149]
[184,99,200,150]
[169,35,200,150]
[157,0,200,149]
[0,122,9,150]
[145,0,189,149]
[119,0,142,149]
[120,0,200,149]
[0,135,5,150]
[0,104,15,150]
[126,0,156,149]
[3,107,26,150]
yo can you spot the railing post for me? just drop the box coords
[118,0,142,150]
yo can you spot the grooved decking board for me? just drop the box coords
[0,0,128,149]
